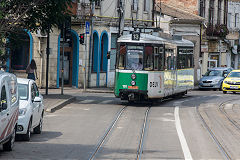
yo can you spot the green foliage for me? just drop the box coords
[0,0,73,66]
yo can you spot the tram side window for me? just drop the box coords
[165,48,174,70]
[153,47,158,70]
[144,46,153,70]
[177,48,194,69]
[158,47,164,70]
[118,45,126,69]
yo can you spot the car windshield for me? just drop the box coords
[228,72,240,78]
[18,84,28,100]
[126,50,143,70]
[205,70,223,76]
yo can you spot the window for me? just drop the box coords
[33,83,39,97]
[0,85,7,111]
[95,0,101,8]
[235,13,239,27]
[217,0,222,24]
[10,31,30,70]
[9,79,17,104]
[1,86,7,103]
[228,13,232,28]
[165,48,174,70]
[31,84,36,101]
[144,0,150,12]
[200,0,206,17]
[110,34,117,70]
[132,0,138,11]
[144,46,153,70]
[177,48,194,69]
[209,0,214,24]
[126,49,143,70]
[18,84,28,100]
[224,0,228,25]
[118,45,126,69]
[158,47,164,70]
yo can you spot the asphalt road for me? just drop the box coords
[1,90,240,159]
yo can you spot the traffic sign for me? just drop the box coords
[86,21,90,34]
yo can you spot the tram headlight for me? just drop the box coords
[131,81,136,86]
[131,74,136,80]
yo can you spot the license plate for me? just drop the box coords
[230,86,238,89]
[203,83,211,86]
[128,86,139,89]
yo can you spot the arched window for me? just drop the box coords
[100,33,108,72]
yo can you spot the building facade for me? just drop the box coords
[154,2,204,84]
[199,0,229,75]
[8,0,154,88]
[226,0,240,69]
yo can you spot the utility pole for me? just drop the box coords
[61,23,65,95]
[45,25,50,95]
[118,0,125,37]
[88,1,95,87]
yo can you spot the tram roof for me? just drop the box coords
[118,33,194,47]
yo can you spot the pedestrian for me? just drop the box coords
[26,59,38,80]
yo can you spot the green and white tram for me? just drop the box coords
[114,33,194,101]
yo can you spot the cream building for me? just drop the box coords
[8,0,154,88]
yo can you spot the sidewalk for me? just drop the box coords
[40,87,114,113]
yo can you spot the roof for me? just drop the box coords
[155,2,204,22]
[118,33,194,47]
[17,78,32,85]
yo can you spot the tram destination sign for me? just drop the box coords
[132,32,140,41]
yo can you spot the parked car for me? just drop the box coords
[17,78,44,141]
[222,70,240,94]
[0,71,19,151]
[199,67,232,90]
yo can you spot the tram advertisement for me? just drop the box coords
[148,72,164,98]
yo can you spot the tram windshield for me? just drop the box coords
[126,50,143,70]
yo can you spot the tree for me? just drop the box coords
[0,0,73,68]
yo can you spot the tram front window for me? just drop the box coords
[126,50,143,70]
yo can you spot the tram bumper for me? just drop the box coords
[119,89,148,101]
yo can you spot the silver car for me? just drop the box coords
[199,67,232,90]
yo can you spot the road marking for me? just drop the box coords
[80,100,95,104]
[175,106,193,160]
[99,100,112,104]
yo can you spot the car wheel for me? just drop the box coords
[22,120,31,141]
[34,115,43,134]
[223,91,227,94]
[232,91,236,94]
[3,128,16,151]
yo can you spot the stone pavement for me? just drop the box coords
[40,87,114,113]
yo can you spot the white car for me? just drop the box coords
[16,78,44,141]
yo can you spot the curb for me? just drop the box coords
[46,97,76,113]
[84,90,114,93]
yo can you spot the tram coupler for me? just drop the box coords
[128,93,135,101]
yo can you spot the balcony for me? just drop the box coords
[205,24,229,39]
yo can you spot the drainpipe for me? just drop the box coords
[38,39,43,88]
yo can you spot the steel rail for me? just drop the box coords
[196,105,232,160]
[88,106,127,160]
[136,106,151,160]
[218,99,240,131]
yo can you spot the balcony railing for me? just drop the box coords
[206,23,229,38]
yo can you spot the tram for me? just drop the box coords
[114,32,194,101]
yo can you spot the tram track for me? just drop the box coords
[196,98,240,160]
[88,104,152,160]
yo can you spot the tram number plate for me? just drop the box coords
[128,86,138,89]
[149,82,158,87]
[230,86,238,89]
